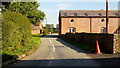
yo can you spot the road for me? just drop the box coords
[4,34,120,67]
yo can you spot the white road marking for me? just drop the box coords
[49,38,55,52]
[48,57,54,66]
[47,37,55,66]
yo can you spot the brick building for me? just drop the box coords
[32,22,43,34]
[59,10,120,35]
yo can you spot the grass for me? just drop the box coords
[2,34,45,63]
[32,37,40,44]
[61,38,94,52]
[32,34,46,37]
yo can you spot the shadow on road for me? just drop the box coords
[2,57,120,67]
[41,34,59,38]
[41,34,91,53]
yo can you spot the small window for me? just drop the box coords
[64,13,67,16]
[101,19,105,22]
[84,13,88,16]
[70,19,74,23]
[115,13,119,17]
[74,13,77,16]
[98,13,102,17]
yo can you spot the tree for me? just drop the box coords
[2,2,45,25]
[27,9,45,25]
[45,24,54,33]
[56,24,59,28]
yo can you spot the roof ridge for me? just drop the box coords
[60,10,118,11]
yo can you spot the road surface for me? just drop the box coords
[4,34,120,67]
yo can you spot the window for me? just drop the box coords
[84,13,88,16]
[64,13,67,16]
[101,19,105,22]
[115,13,119,17]
[101,27,106,33]
[68,28,76,33]
[74,13,77,16]
[70,19,74,23]
[98,13,102,17]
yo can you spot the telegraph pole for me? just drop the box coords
[106,0,108,33]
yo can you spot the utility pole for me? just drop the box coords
[106,0,108,33]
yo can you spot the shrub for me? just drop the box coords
[2,11,32,56]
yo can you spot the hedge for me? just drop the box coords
[2,11,32,57]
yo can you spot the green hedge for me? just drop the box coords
[2,11,32,56]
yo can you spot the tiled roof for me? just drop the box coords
[59,10,120,17]
[32,24,40,30]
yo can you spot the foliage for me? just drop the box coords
[2,2,45,25]
[45,24,54,33]
[27,9,45,25]
[2,11,32,56]
[56,24,59,28]
[43,28,50,34]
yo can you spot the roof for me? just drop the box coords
[32,24,40,30]
[59,10,120,18]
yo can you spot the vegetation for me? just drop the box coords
[45,24,54,33]
[2,36,41,62]
[2,2,45,25]
[60,38,94,52]
[2,11,31,61]
[56,24,59,29]
[2,11,40,62]
[32,34,46,37]
[43,24,59,34]
[2,2,46,62]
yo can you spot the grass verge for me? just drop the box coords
[60,38,94,53]
[2,34,45,63]
[32,34,46,37]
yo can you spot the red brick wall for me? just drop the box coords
[61,18,90,34]
[32,30,40,34]
[60,18,119,35]
[108,18,119,33]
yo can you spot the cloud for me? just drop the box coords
[57,3,72,9]
[40,9,52,13]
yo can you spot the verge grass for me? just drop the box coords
[2,34,44,63]
[61,38,94,52]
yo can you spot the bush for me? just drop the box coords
[2,11,32,56]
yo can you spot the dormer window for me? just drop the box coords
[74,13,77,16]
[64,13,67,16]
[98,13,102,17]
[84,13,88,16]
[115,13,119,17]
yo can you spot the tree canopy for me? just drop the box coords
[2,2,45,25]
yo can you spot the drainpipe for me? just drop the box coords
[106,0,109,33]
[90,18,92,33]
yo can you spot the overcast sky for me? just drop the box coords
[37,1,119,27]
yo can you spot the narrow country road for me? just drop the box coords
[4,34,119,67]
